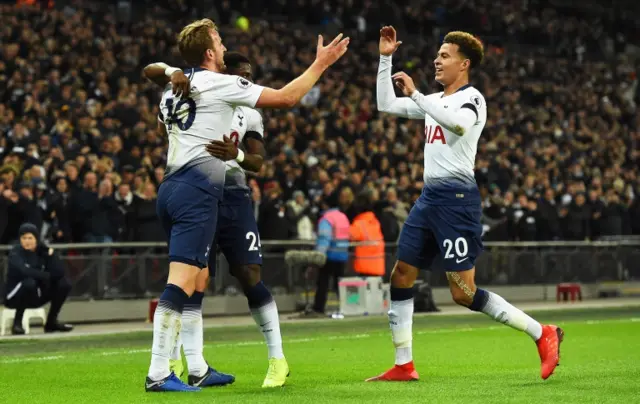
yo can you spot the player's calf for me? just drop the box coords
[233,264,284,359]
[147,262,199,390]
[447,268,542,339]
[231,264,288,386]
[388,261,419,366]
[367,260,421,382]
[171,268,237,386]
[447,268,563,379]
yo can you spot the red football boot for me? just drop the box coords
[365,361,419,382]
[536,325,564,380]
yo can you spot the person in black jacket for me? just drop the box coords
[3,223,73,335]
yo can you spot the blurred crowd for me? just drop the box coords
[1,0,640,246]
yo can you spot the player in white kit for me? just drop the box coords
[144,18,349,392]
[366,26,563,382]
[147,52,290,388]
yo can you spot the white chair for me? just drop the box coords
[0,307,47,336]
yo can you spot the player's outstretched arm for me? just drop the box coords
[143,63,190,97]
[376,26,425,119]
[393,72,477,137]
[254,33,350,108]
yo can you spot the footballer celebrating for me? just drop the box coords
[146,51,289,388]
[368,26,563,382]
[144,18,349,392]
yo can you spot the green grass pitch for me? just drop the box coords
[1,306,639,404]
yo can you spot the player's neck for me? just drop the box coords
[442,76,469,96]
[200,61,222,73]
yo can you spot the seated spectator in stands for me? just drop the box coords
[3,223,73,335]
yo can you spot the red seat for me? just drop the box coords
[556,283,582,302]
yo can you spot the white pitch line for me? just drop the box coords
[1,355,65,364]
[2,318,639,365]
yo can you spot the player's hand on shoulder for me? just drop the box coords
[392,72,416,96]
[379,26,402,56]
[170,70,190,98]
[315,33,350,68]
[206,135,238,161]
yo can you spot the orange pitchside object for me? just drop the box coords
[350,212,385,276]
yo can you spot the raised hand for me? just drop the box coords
[392,71,416,96]
[379,26,402,56]
[315,33,350,68]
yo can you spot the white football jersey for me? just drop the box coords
[419,85,486,204]
[225,106,265,189]
[158,67,264,197]
[376,55,486,205]
[424,85,487,181]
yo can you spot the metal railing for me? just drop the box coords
[1,240,639,300]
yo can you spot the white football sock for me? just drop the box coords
[251,300,284,359]
[148,302,182,380]
[182,306,209,377]
[481,291,543,340]
[389,299,414,365]
[170,333,182,361]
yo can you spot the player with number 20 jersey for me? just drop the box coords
[367,27,564,384]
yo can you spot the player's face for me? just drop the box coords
[207,29,227,70]
[229,63,253,82]
[434,43,468,85]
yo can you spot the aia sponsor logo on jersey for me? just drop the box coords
[425,125,446,144]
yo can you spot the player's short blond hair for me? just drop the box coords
[177,18,218,66]
[443,31,484,69]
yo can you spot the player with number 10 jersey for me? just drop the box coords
[145,18,349,393]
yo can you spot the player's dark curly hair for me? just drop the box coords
[224,51,252,70]
[443,31,484,69]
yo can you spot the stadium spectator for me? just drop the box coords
[561,193,591,240]
[131,181,164,242]
[286,190,315,240]
[3,222,73,335]
[258,181,290,241]
[515,199,541,242]
[537,188,561,241]
[0,0,638,247]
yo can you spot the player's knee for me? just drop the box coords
[167,262,200,296]
[230,264,261,288]
[390,261,418,288]
[446,272,476,307]
[450,289,473,307]
[195,267,210,293]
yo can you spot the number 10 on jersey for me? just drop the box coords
[165,97,196,131]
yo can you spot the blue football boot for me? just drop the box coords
[188,365,235,387]
[145,372,201,392]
